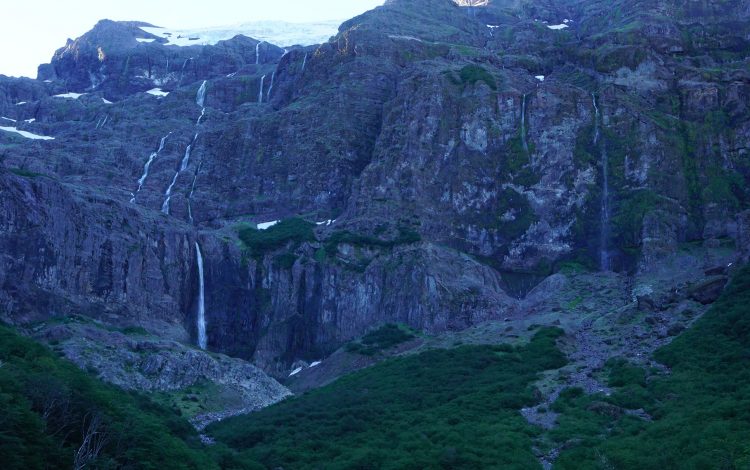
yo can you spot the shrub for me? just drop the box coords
[238,218,315,257]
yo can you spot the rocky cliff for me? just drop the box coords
[0,0,748,379]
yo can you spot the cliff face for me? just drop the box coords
[0,0,748,376]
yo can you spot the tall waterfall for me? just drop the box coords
[258,75,266,103]
[593,94,611,271]
[130,133,170,204]
[255,41,263,65]
[301,53,308,73]
[267,71,276,101]
[195,242,207,350]
[520,94,529,154]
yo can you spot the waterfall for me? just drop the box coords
[196,80,207,107]
[267,71,275,101]
[520,94,529,154]
[593,94,611,271]
[195,242,207,350]
[161,135,197,214]
[255,41,263,65]
[301,53,308,73]
[130,133,170,204]
[592,93,600,145]
[188,161,202,224]
[258,74,266,103]
[179,57,193,85]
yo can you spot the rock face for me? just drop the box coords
[0,0,749,377]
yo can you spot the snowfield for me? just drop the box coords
[140,20,341,48]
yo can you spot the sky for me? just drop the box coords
[0,0,384,78]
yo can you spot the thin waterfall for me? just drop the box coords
[161,134,197,214]
[258,74,266,103]
[130,133,170,204]
[267,71,275,101]
[520,94,529,154]
[195,242,207,350]
[593,94,611,271]
[255,41,263,65]
[188,161,202,224]
[301,53,308,73]
[196,80,207,107]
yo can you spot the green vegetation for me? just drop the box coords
[459,64,497,90]
[611,189,660,250]
[9,168,45,178]
[551,265,750,468]
[324,228,421,256]
[345,324,415,356]
[238,218,315,258]
[209,328,566,469]
[0,324,219,470]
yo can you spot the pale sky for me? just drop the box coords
[0,0,384,78]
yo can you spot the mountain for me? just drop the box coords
[0,0,749,466]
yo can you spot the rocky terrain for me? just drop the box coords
[0,0,749,433]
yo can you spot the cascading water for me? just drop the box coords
[520,94,529,154]
[196,80,207,107]
[161,134,197,214]
[258,74,266,103]
[255,41,263,65]
[301,53,308,73]
[593,94,611,271]
[130,133,170,204]
[195,242,207,350]
[267,71,275,101]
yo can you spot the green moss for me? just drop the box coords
[611,189,660,249]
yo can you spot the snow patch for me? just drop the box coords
[0,126,54,140]
[1,117,16,123]
[257,220,279,230]
[16,102,26,105]
[102,98,113,104]
[146,88,169,97]
[24,118,35,123]
[288,367,303,377]
[310,361,322,368]
[535,75,545,81]
[316,219,333,226]
[547,24,569,30]
[53,92,85,99]
[136,38,156,43]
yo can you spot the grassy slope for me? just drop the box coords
[553,266,750,469]
[208,328,567,470]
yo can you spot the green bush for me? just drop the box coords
[459,64,497,90]
[238,218,315,257]
[0,325,217,470]
[345,324,415,356]
[208,328,566,469]
[554,265,750,469]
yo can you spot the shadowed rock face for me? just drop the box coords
[0,0,749,376]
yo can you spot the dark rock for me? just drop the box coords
[688,276,729,305]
